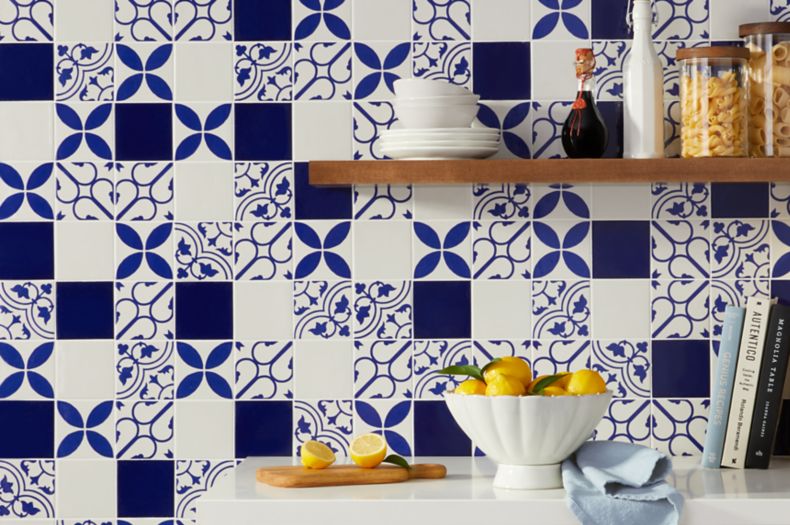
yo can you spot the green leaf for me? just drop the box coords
[437,365,484,382]
[383,454,411,469]
[531,374,563,395]
[481,357,502,374]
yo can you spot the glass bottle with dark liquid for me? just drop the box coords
[562,48,608,158]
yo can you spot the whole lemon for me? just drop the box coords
[485,374,526,396]
[454,379,487,395]
[483,357,532,387]
[541,385,567,396]
[566,369,607,395]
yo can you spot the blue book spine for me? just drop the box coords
[703,305,746,468]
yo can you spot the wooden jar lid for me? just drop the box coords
[739,22,790,37]
[676,46,750,61]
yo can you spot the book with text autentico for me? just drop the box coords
[702,305,745,468]
[745,303,790,468]
[722,296,775,468]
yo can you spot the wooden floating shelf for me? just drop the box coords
[309,158,790,185]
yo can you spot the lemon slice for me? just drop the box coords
[350,433,387,468]
[301,440,336,469]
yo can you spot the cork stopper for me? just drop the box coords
[575,48,595,79]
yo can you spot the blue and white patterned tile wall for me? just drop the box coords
[0,0,789,522]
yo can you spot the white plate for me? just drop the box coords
[380,139,501,148]
[385,127,499,136]
[382,130,500,142]
[381,144,499,160]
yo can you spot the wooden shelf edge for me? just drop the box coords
[309,158,790,185]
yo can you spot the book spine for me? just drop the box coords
[721,296,774,468]
[745,304,790,468]
[702,305,745,468]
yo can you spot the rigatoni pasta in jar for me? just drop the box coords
[740,22,790,157]
[677,46,750,158]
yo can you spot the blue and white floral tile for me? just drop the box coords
[354,340,412,399]
[710,219,770,280]
[651,220,710,280]
[173,104,232,160]
[175,460,236,521]
[294,0,352,40]
[770,182,790,218]
[354,184,413,220]
[116,223,174,280]
[116,43,174,101]
[354,399,413,456]
[473,184,530,220]
[532,220,591,279]
[234,162,293,221]
[235,341,293,400]
[353,281,412,339]
[294,41,352,100]
[115,162,174,221]
[115,400,175,459]
[353,101,397,160]
[55,161,115,221]
[55,103,114,161]
[0,281,55,340]
[653,0,709,40]
[592,40,683,102]
[173,0,233,41]
[353,42,411,100]
[532,183,591,220]
[174,222,234,281]
[651,279,709,339]
[0,341,54,399]
[116,341,175,400]
[475,102,531,159]
[531,281,591,340]
[472,221,531,280]
[56,43,115,101]
[0,459,55,518]
[413,221,472,279]
[773,1,790,21]
[56,400,115,458]
[531,0,590,40]
[115,0,174,41]
[413,339,471,399]
[0,0,53,41]
[771,220,790,278]
[591,340,651,398]
[594,399,651,445]
[294,221,352,279]
[531,101,572,159]
[651,182,709,219]
[651,398,709,456]
[709,279,769,361]
[471,340,531,368]
[233,222,293,280]
[0,162,55,221]
[175,341,233,399]
[294,400,353,457]
[234,42,293,102]
[293,280,352,339]
[412,41,471,87]
[413,0,471,41]
[531,340,591,377]
[114,281,175,341]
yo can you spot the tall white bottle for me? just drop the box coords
[623,0,664,158]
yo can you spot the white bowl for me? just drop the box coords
[394,78,471,98]
[394,103,478,129]
[396,94,480,106]
[444,391,613,490]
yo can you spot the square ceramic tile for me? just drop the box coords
[174,221,234,280]
[472,280,531,339]
[353,281,412,339]
[472,221,532,280]
[56,43,115,102]
[412,42,471,88]
[413,0,471,40]
[116,43,174,101]
[0,103,53,161]
[175,341,234,399]
[651,182,710,219]
[651,280,710,339]
[115,281,175,340]
[354,340,412,398]
[233,221,293,280]
[294,0,351,40]
[592,340,651,398]
[710,219,770,280]
[116,223,175,280]
[532,220,591,279]
[473,102,531,159]
[174,0,232,41]
[353,101,398,160]
[353,184,413,220]
[57,0,114,41]
[293,400,353,457]
[413,339,471,398]
[353,0,412,40]
[175,43,234,101]
[175,163,234,220]
[235,341,293,399]
[174,401,234,458]
[591,279,650,339]
[234,42,293,101]
[55,221,114,280]
[293,340,354,398]
[56,460,117,518]
[294,220,352,279]
[653,0,709,39]
[115,400,174,459]
[0,162,55,220]
[531,340,591,376]
[354,399,413,455]
[651,399,709,456]
[115,0,173,41]
[652,220,710,280]
[0,341,54,399]
[531,0,591,39]
[56,341,116,399]
[353,42,410,100]
[354,221,412,280]
[413,185,473,220]
[530,40,581,101]
[472,0,531,41]
[413,221,472,279]
[595,399,652,445]
[55,400,114,458]
[293,280,352,339]
[234,281,293,340]
[590,184,652,219]
[532,280,591,340]
[115,161,174,221]
[234,161,294,221]
[174,103,233,161]
[116,340,176,400]
[292,101,352,161]
[294,41,353,100]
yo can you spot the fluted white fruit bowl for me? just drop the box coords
[445,391,613,490]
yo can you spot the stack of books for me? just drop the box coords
[703,297,790,469]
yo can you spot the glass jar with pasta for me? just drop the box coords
[677,46,750,158]
[740,22,790,157]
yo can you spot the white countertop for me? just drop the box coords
[198,456,790,525]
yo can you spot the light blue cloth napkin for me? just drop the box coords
[561,441,684,525]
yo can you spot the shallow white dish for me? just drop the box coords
[382,129,500,143]
[394,78,471,97]
[381,144,498,160]
[394,102,478,129]
[396,94,480,105]
[381,139,500,149]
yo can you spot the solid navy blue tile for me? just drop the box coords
[414,401,471,456]
[115,103,173,161]
[235,401,293,457]
[117,460,174,518]
[592,221,650,278]
[652,340,710,398]
[0,44,53,100]
[175,282,233,339]
[235,103,292,161]
[591,0,630,39]
[0,401,54,458]
[0,222,54,279]
[598,101,623,158]
[413,281,471,339]
[56,282,114,339]
[473,42,531,100]
[775,401,789,455]
[711,183,768,218]
[294,162,351,220]
[771,280,790,305]
[234,0,292,40]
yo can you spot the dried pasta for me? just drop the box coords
[747,41,790,157]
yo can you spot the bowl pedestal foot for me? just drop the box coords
[493,463,563,490]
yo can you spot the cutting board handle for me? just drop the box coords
[409,463,447,480]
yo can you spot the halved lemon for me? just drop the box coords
[301,440,336,469]
[350,433,388,468]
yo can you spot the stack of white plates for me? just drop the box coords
[381,79,500,160]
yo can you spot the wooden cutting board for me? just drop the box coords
[257,463,447,488]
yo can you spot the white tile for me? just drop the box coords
[354,0,412,40]
[354,221,412,280]
[472,0,532,41]
[56,460,116,518]
[473,280,531,339]
[413,185,473,220]
[234,281,293,340]
[591,279,651,339]
[57,341,116,398]
[590,184,652,219]
[175,43,234,101]
[710,0,768,39]
[0,103,52,161]
[294,340,354,398]
[292,102,353,161]
[174,401,234,458]
[175,163,234,220]
[56,0,114,41]
[530,40,582,101]
[55,221,115,280]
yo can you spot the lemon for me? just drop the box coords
[527,372,571,393]
[541,386,568,396]
[485,374,526,396]
[301,440,336,469]
[483,357,532,387]
[566,369,607,395]
[350,433,388,468]
[454,379,487,395]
